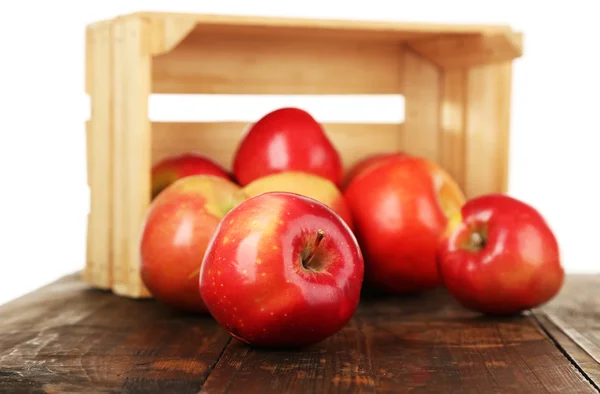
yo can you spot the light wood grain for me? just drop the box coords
[84,22,113,290]
[152,122,402,173]
[400,49,441,162]
[105,12,517,40]
[152,31,405,94]
[111,16,152,298]
[463,62,512,198]
[408,32,523,68]
[439,69,467,191]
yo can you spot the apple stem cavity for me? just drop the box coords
[303,229,325,271]
[470,231,486,250]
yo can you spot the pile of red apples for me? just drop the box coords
[140,107,565,348]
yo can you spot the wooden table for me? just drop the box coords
[0,274,598,393]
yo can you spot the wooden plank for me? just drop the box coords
[439,68,467,190]
[111,16,152,298]
[152,122,402,173]
[198,287,597,393]
[84,22,113,290]
[534,275,600,389]
[0,275,231,394]
[463,61,512,198]
[400,49,441,162]
[408,32,523,68]
[134,12,516,40]
[201,319,377,393]
[152,32,405,94]
[1,275,598,393]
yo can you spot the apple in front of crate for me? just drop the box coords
[151,153,232,199]
[342,152,407,190]
[199,192,364,347]
[242,171,353,230]
[437,194,565,315]
[344,155,466,294]
[232,107,344,187]
[140,175,248,313]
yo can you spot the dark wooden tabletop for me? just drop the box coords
[0,274,598,394]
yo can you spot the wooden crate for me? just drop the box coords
[84,12,523,298]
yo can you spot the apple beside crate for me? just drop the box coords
[84,12,523,298]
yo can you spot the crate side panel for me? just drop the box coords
[464,62,512,197]
[152,122,402,174]
[401,49,441,162]
[84,23,113,290]
[439,69,467,190]
[112,17,152,298]
[152,32,404,94]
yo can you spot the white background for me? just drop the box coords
[0,1,598,306]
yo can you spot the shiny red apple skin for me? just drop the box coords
[151,153,232,199]
[199,192,364,347]
[140,175,247,313]
[437,194,564,315]
[342,152,407,190]
[232,107,344,187]
[344,155,466,294]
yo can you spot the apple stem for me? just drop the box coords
[304,229,325,270]
[471,231,486,249]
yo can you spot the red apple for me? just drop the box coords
[344,155,466,293]
[232,107,343,187]
[342,152,407,190]
[199,192,364,347]
[151,153,232,199]
[437,194,564,315]
[140,175,247,313]
[242,171,353,230]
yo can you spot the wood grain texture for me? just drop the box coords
[111,16,152,298]
[0,275,231,394]
[408,32,523,68]
[534,275,600,390]
[152,122,402,173]
[84,22,113,290]
[400,49,441,162]
[439,68,467,191]
[152,31,405,94]
[463,61,512,198]
[0,275,597,393]
[91,12,517,42]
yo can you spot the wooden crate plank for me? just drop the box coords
[408,32,523,69]
[463,61,512,198]
[135,12,517,42]
[400,49,441,162]
[111,16,152,298]
[534,275,600,389]
[152,122,402,173]
[152,33,404,94]
[0,275,231,394]
[84,22,113,290]
[439,68,467,191]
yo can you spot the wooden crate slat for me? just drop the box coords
[151,122,403,174]
[463,61,512,198]
[152,32,406,94]
[111,16,152,298]
[400,49,441,162]
[408,32,523,69]
[83,22,113,290]
[439,69,467,191]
